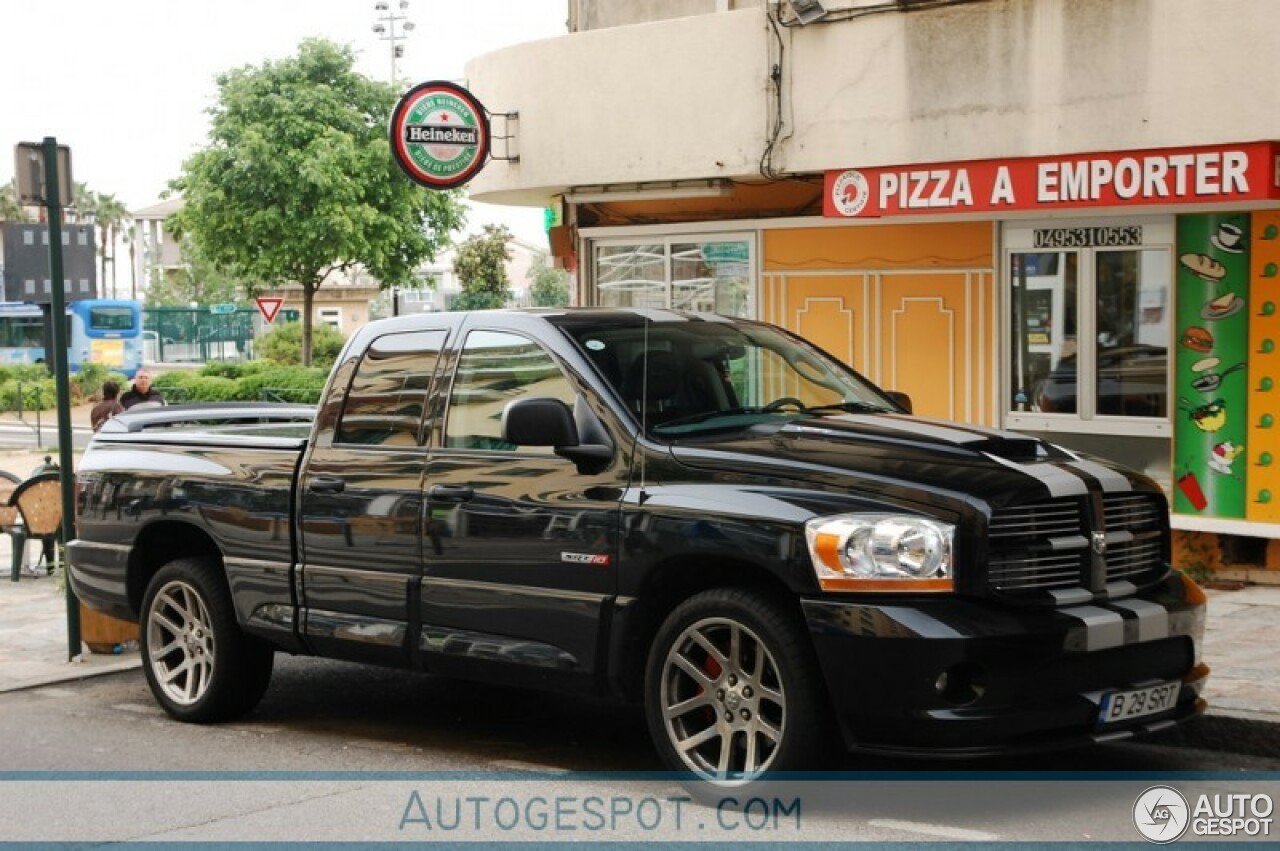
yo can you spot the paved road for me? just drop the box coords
[2,657,1278,843]
[0,418,94,452]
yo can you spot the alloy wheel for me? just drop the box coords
[145,579,216,706]
[658,616,787,781]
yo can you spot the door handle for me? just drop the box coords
[428,484,475,503]
[308,476,345,494]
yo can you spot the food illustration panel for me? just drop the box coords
[1173,213,1250,517]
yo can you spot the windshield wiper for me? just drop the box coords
[652,406,769,430]
[800,401,895,415]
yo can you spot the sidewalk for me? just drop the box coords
[0,402,142,690]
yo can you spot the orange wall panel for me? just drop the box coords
[762,222,995,426]
[764,222,993,271]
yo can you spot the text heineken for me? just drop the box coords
[405,125,480,146]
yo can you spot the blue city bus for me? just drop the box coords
[0,299,144,378]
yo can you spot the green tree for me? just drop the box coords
[528,254,571,307]
[168,38,465,364]
[93,193,131,299]
[144,238,249,307]
[0,179,31,222]
[71,181,97,224]
[451,224,512,311]
[257,318,346,370]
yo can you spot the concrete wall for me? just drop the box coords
[466,0,1280,207]
[570,0,762,31]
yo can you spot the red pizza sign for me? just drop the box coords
[390,80,491,190]
[825,141,1280,218]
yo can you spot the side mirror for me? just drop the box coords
[885,391,913,414]
[501,396,614,472]
[502,398,578,447]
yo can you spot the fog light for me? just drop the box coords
[935,663,986,706]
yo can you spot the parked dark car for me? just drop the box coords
[69,310,1207,789]
[1035,345,1168,416]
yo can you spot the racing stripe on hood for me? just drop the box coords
[1057,447,1134,493]
[981,452,1088,498]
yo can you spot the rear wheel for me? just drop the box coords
[140,557,273,722]
[644,588,829,785]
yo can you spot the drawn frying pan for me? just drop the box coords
[1191,362,1246,392]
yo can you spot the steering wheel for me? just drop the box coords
[762,396,806,412]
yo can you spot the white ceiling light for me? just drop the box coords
[565,180,732,204]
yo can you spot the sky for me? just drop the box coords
[0,0,567,247]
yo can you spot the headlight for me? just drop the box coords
[804,513,954,592]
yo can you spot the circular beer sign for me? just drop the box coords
[390,80,490,190]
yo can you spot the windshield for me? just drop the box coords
[556,314,897,436]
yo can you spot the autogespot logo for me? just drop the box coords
[1134,786,1191,844]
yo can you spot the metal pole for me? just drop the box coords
[42,137,81,660]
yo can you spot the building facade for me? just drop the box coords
[463,0,1280,576]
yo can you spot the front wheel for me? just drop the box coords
[140,557,273,722]
[644,588,830,785]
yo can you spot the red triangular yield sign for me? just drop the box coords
[256,296,284,324]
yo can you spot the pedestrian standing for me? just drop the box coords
[91,380,125,431]
[120,370,166,409]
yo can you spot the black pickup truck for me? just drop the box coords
[70,308,1208,784]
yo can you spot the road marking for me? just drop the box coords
[488,759,570,775]
[868,818,999,841]
[111,702,158,714]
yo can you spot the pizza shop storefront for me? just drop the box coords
[577,141,1280,577]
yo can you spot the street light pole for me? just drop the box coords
[372,0,415,84]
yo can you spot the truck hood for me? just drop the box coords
[667,412,1145,510]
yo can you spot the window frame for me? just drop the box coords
[586,232,758,318]
[1003,216,1175,438]
[332,329,446,448]
[440,328,578,454]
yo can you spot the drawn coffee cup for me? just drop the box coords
[1212,222,1245,253]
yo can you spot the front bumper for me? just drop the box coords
[802,572,1208,756]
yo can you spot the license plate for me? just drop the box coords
[1098,681,1180,725]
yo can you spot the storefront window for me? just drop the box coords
[594,237,753,317]
[1094,248,1171,418]
[1011,251,1079,413]
[1007,222,1172,428]
[596,244,666,310]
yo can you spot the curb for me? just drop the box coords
[0,654,141,695]
[1147,709,1280,759]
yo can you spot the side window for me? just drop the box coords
[334,330,446,446]
[445,330,575,451]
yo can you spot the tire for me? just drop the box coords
[140,557,274,722]
[643,588,830,786]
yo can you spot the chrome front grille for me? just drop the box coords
[987,492,1167,599]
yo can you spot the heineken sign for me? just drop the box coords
[390,80,490,190]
